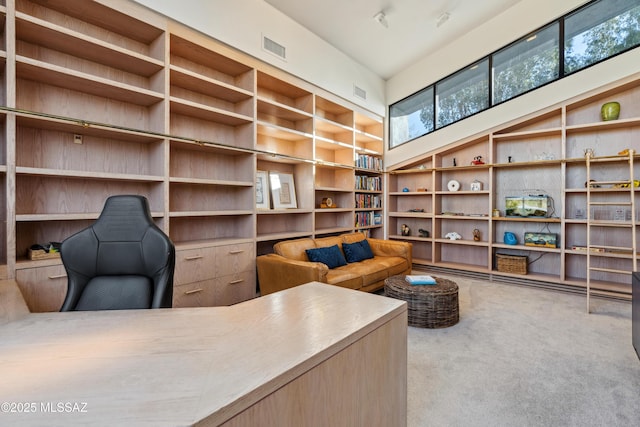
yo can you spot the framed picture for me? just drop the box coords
[269,172,297,209]
[255,170,270,209]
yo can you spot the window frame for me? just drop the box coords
[388,0,640,150]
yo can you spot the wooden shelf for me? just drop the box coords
[388,74,640,298]
[16,57,164,106]
[16,13,164,77]
[170,66,253,103]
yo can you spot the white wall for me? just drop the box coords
[132,0,386,116]
[134,0,640,168]
[385,0,640,168]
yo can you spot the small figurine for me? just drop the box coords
[471,156,484,165]
[473,229,481,241]
[445,231,461,240]
[453,157,457,167]
[401,224,411,236]
[418,229,430,238]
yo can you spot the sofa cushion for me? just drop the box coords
[342,258,389,287]
[314,236,343,249]
[374,256,411,277]
[325,269,362,290]
[341,232,367,244]
[305,245,347,269]
[274,238,316,261]
[343,239,374,263]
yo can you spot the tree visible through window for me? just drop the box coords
[388,0,640,149]
[493,23,559,104]
[565,0,640,74]
[436,59,489,128]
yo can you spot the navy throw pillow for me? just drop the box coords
[342,239,374,263]
[305,245,347,269]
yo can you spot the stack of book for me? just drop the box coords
[405,275,437,285]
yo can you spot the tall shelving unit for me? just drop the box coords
[0,0,385,311]
[255,71,314,254]
[388,75,640,301]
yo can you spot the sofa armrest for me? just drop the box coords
[257,254,329,295]
[368,238,412,264]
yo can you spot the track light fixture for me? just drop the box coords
[373,11,388,28]
[436,12,450,27]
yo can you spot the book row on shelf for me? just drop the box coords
[355,194,383,209]
[355,212,383,228]
[355,154,383,171]
[355,175,382,191]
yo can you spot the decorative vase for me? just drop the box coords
[601,101,620,121]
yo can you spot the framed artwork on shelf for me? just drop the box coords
[269,172,298,209]
[256,170,271,209]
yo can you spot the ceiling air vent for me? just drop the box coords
[354,84,367,100]
[262,35,286,60]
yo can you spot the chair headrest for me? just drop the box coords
[93,195,154,241]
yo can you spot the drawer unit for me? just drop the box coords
[214,243,255,277]
[173,279,216,308]
[214,270,256,306]
[16,264,68,312]
[174,246,217,285]
[174,242,256,307]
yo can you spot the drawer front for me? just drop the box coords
[214,243,255,277]
[16,265,68,312]
[174,247,217,285]
[214,270,256,306]
[173,279,216,308]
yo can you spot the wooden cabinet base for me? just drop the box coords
[0,282,407,426]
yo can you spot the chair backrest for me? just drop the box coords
[60,195,175,311]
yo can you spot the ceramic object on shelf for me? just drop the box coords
[504,232,517,245]
[600,101,620,121]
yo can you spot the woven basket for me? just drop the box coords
[384,275,459,328]
[496,253,528,274]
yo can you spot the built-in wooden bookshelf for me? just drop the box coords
[388,76,640,300]
[0,0,385,310]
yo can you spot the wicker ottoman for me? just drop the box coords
[384,275,459,328]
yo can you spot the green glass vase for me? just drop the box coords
[601,101,620,121]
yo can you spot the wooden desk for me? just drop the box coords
[0,282,407,426]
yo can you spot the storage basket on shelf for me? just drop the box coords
[495,253,528,275]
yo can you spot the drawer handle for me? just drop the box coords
[185,255,204,261]
[48,274,67,279]
[228,250,244,254]
[229,279,244,285]
[184,288,204,295]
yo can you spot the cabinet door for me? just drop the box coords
[16,265,67,312]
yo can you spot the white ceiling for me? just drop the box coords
[264,0,524,80]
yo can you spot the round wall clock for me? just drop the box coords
[447,179,460,192]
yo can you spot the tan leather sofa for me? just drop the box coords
[257,232,412,295]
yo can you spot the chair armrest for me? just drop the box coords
[368,238,412,263]
[257,254,329,295]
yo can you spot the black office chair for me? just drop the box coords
[59,195,175,311]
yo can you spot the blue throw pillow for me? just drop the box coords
[305,245,347,269]
[342,239,374,263]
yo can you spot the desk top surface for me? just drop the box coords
[0,282,405,426]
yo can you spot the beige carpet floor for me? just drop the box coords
[406,272,640,427]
